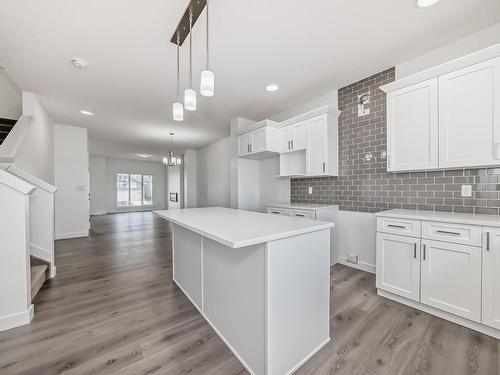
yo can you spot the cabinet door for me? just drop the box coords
[291,122,307,150]
[421,240,481,322]
[306,116,328,175]
[238,133,252,156]
[483,227,500,330]
[439,57,500,168]
[376,233,420,302]
[386,78,438,171]
[281,126,292,152]
[252,128,266,153]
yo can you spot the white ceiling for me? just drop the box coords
[1,0,499,160]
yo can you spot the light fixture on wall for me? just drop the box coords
[184,14,197,111]
[173,36,184,121]
[416,0,440,7]
[163,132,182,167]
[200,0,214,97]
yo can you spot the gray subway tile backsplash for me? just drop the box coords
[290,67,500,216]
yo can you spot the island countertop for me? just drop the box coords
[154,207,335,248]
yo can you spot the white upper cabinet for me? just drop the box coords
[237,126,280,159]
[381,45,500,171]
[307,115,329,176]
[439,57,500,168]
[281,122,307,152]
[482,227,500,330]
[386,78,438,171]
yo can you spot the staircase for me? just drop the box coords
[30,258,48,301]
[0,118,16,145]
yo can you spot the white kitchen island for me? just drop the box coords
[154,207,334,375]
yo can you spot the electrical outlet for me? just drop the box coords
[461,184,472,197]
[347,255,359,265]
[308,187,313,195]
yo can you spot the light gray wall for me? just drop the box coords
[14,93,55,184]
[0,70,22,119]
[89,156,107,215]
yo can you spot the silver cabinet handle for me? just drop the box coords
[388,224,405,229]
[295,213,305,217]
[387,155,391,169]
[487,232,490,251]
[322,162,326,173]
[288,140,290,150]
[247,144,250,153]
[271,211,281,215]
[436,230,461,236]
[291,140,294,149]
[414,243,417,259]
[423,244,426,261]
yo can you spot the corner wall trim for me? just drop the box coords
[0,305,34,332]
[56,231,89,240]
[338,257,376,274]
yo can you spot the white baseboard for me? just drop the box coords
[49,266,56,279]
[30,243,51,263]
[378,289,500,340]
[0,304,34,332]
[56,231,89,240]
[338,256,375,274]
[90,210,107,216]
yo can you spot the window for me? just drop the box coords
[116,174,154,207]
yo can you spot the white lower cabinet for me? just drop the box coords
[376,211,500,339]
[483,227,500,330]
[376,233,420,302]
[420,239,481,322]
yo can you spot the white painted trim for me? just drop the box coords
[380,43,500,93]
[55,231,88,240]
[235,119,279,136]
[338,256,376,274]
[0,115,33,163]
[284,338,331,375]
[278,105,341,128]
[90,210,107,216]
[173,279,257,375]
[0,169,36,195]
[30,243,51,263]
[378,289,500,340]
[6,165,57,193]
[0,304,34,332]
[49,266,56,279]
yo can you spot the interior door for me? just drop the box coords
[421,239,481,322]
[386,78,438,171]
[483,227,500,330]
[376,233,421,302]
[306,116,327,175]
[439,56,500,168]
[292,122,307,150]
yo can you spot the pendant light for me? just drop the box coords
[184,14,197,111]
[163,132,182,166]
[173,35,184,121]
[200,0,214,97]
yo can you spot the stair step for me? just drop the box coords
[31,264,48,301]
[0,118,17,126]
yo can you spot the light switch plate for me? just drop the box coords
[461,184,472,197]
[308,187,313,195]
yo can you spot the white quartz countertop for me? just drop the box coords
[154,207,335,248]
[267,202,338,211]
[376,209,500,227]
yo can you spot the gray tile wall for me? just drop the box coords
[291,68,500,215]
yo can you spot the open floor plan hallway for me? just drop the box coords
[0,212,499,375]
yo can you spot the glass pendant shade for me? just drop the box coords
[184,88,196,111]
[173,102,183,121]
[200,70,214,97]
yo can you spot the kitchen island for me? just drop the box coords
[154,207,334,375]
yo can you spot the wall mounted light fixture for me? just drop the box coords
[358,93,370,117]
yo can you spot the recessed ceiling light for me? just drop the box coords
[80,110,93,116]
[136,154,151,158]
[71,58,87,68]
[266,84,279,92]
[416,0,440,8]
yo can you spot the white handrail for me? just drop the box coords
[0,115,33,163]
[0,169,35,195]
[6,165,57,194]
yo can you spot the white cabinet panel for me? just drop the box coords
[386,78,438,171]
[376,233,420,302]
[421,239,481,322]
[422,221,482,247]
[267,208,291,216]
[291,209,315,219]
[281,126,292,152]
[306,116,328,176]
[292,122,307,150]
[238,133,252,156]
[483,227,500,330]
[252,128,266,153]
[439,57,500,168]
[377,217,421,238]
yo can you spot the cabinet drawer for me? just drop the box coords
[291,210,316,219]
[267,208,291,216]
[377,217,421,238]
[422,221,482,247]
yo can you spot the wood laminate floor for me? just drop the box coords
[0,212,499,375]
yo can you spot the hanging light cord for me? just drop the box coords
[206,0,210,70]
[189,13,193,89]
[176,35,180,101]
